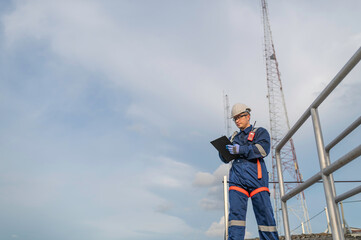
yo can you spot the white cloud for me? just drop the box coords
[155,202,173,213]
[206,216,253,239]
[206,216,225,237]
[194,164,229,187]
[125,103,171,136]
[4,167,196,239]
[82,211,195,240]
[141,156,196,189]
[208,185,223,197]
[194,164,230,211]
[200,198,222,211]
[213,164,230,180]
[86,169,197,238]
[193,172,216,187]
[1,0,263,133]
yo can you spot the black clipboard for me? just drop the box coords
[210,136,239,163]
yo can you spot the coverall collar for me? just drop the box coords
[240,125,253,134]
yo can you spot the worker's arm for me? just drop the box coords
[227,128,270,159]
[218,152,229,163]
[245,127,270,159]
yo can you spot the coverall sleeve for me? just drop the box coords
[218,152,230,163]
[238,127,271,160]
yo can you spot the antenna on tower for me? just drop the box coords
[223,91,231,137]
[260,0,311,234]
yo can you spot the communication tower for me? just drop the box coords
[260,0,311,234]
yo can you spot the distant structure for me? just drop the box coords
[223,91,231,137]
[260,0,311,234]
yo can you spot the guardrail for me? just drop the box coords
[276,46,361,240]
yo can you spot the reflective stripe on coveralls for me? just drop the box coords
[229,186,270,198]
[229,220,246,227]
[255,143,267,157]
[229,186,249,197]
[250,187,269,197]
[257,159,262,179]
[258,225,278,232]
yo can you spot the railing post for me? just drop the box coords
[325,151,337,198]
[340,202,346,234]
[325,207,331,233]
[223,175,229,240]
[301,222,305,234]
[276,150,291,240]
[311,108,344,240]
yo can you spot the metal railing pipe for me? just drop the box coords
[323,144,361,176]
[335,185,361,203]
[324,116,361,197]
[275,110,311,152]
[223,176,229,240]
[325,151,337,199]
[275,46,361,153]
[325,116,361,153]
[276,150,291,240]
[281,172,322,202]
[311,108,344,239]
[310,46,361,109]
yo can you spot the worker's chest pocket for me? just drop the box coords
[233,134,249,146]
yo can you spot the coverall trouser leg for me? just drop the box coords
[251,191,279,240]
[228,188,248,240]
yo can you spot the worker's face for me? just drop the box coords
[233,112,250,130]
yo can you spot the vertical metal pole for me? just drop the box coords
[326,152,337,198]
[276,150,291,240]
[325,207,331,233]
[223,175,229,240]
[311,108,344,240]
[340,202,346,234]
[301,222,305,234]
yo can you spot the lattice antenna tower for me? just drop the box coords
[260,0,311,234]
[223,91,232,137]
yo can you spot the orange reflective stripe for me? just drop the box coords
[257,159,262,179]
[229,186,250,197]
[250,187,270,197]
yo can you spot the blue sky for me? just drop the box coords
[0,0,360,239]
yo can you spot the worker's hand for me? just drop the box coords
[226,144,240,154]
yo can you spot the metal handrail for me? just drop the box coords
[281,144,361,203]
[325,116,361,153]
[323,145,361,176]
[275,47,361,153]
[275,46,361,240]
[335,185,361,203]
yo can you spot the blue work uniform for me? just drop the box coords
[219,125,279,240]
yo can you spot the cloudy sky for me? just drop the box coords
[0,0,360,239]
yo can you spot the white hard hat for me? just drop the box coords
[231,103,251,118]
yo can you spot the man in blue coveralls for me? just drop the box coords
[219,103,279,240]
